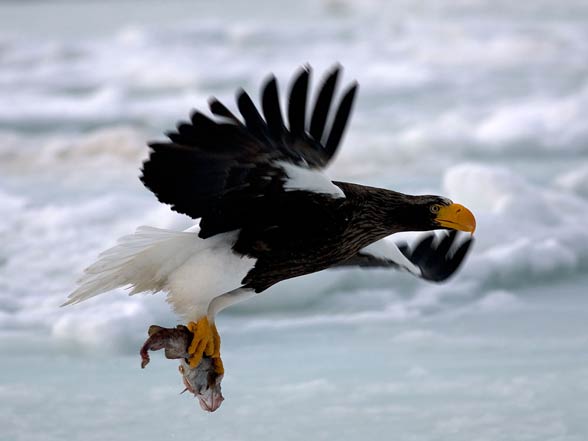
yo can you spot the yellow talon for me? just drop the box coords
[186,317,222,369]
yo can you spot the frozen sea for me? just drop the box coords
[1,0,588,440]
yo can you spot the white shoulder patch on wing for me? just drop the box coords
[277,161,345,198]
[360,239,422,276]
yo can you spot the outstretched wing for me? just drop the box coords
[141,65,358,238]
[337,231,474,282]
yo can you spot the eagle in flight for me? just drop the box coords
[65,65,475,397]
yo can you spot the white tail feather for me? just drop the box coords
[63,226,202,306]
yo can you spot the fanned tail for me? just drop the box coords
[63,226,199,306]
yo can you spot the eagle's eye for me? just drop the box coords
[430,204,441,214]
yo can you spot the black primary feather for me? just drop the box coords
[288,67,310,136]
[324,83,358,157]
[309,66,340,142]
[208,98,241,124]
[237,90,268,139]
[261,77,285,138]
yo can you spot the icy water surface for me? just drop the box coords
[3,280,588,441]
[1,0,588,440]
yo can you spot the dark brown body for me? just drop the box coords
[238,182,438,292]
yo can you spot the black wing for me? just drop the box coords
[337,231,474,282]
[141,65,358,238]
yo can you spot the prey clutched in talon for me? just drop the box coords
[179,359,224,412]
[186,317,222,371]
[140,324,225,412]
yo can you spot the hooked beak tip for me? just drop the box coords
[435,203,476,234]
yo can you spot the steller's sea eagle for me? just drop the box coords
[64,65,475,407]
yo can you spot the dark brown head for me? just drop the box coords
[385,194,476,234]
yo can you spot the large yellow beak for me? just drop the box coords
[435,203,476,234]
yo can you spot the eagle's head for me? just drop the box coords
[428,197,476,234]
[385,195,476,234]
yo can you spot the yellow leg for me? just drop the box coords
[186,317,223,370]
